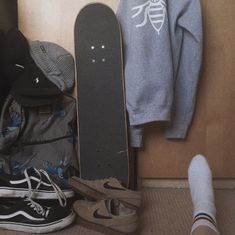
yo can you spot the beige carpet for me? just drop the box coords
[2,188,235,235]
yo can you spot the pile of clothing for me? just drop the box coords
[0,28,78,175]
[0,28,78,233]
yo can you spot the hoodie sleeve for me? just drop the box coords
[165,0,203,139]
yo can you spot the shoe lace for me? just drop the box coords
[24,197,50,218]
[24,168,42,198]
[24,168,67,207]
[39,169,67,207]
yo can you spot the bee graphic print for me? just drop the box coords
[131,0,167,35]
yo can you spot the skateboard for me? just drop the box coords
[74,3,130,186]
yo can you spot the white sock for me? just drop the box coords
[191,218,219,234]
[188,154,219,234]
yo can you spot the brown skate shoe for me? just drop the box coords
[73,199,138,235]
[69,177,141,209]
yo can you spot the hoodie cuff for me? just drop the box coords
[129,125,143,148]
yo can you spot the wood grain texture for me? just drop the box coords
[18,0,119,55]
[18,0,235,178]
[138,0,235,178]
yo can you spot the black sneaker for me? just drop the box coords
[0,197,75,233]
[0,168,74,201]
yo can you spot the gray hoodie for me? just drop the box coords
[117,0,202,147]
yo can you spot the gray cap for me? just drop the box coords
[29,41,75,92]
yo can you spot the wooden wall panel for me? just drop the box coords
[0,0,18,31]
[18,0,119,55]
[18,0,235,179]
[138,0,235,178]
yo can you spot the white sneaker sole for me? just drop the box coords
[0,187,74,199]
[0,211,75,233]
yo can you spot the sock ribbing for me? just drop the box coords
[191,213,219,234]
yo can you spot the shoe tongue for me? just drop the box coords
[26,168,37,176]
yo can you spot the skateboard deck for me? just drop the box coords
[74,3,129,186]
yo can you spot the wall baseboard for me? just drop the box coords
[140,179,235,190]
